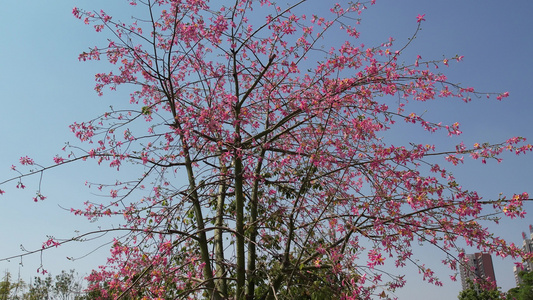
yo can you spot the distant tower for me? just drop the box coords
[460,252,497,290]
[513,225,533,285]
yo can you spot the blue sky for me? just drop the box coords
[0,0,532,299]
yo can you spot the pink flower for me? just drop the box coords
[19,156,34,165]
[416,14,426,23]
[72,7,81,19]
[496,91,510,101]
[37,267,48,275]
[33,193,46,202]
[450,275,457,281]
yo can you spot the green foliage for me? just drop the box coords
[0,269,86,300]
[25,274,53,300]
[507,270,533,300]
[0,272,13,300]
[458,280,503,300]
[53,270,83,300]
[0,271,25,300]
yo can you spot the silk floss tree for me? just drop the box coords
[1,0,532,299]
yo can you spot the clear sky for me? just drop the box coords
[0,1,532,299]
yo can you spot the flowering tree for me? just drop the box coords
[2,0,532,299]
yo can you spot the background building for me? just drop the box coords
[513,225,533,285]
[460,252,497,290]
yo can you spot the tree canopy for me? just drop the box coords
[508,270,533,300]
[1,1,532,299]
[458,280,503,300]
[0,269,84,300]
